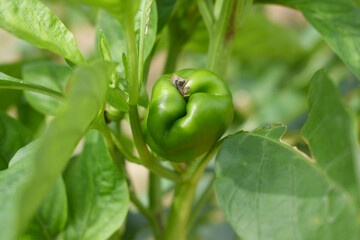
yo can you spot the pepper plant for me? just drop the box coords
[0,0,360,239]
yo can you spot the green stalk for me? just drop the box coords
[130,192,162,239]
[123,13,152,166]
[110,129,142,165]
[122,8,184,183]
[149,172,164,239]
[196,0,214,32]
[164,141,223,240]
[0,79,64,100]
[187,176,215,230]
[206,0,233,75]
[137,0,148,86]
[205,0,252,76]
[163,38,182,74]
[128,105,152,162]
[123,18,139,105]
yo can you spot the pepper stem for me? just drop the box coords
[167,74,191,98]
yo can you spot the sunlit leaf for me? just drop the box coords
[215,124,360,239]
[63,130,129,240]
[0,0,85,64]
[302,69,360,195]
[0,60,114,239]
[23,62,71,115]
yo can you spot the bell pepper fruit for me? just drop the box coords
[144,69,233,162]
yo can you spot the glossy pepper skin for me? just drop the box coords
[144,69,233,162]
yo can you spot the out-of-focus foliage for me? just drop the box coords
[0,0,359,239]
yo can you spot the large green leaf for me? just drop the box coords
[302,69,360,195]
[23,62,71,115]
[20,177,68,240]
[0,111,32,169]
[0,141,68,240]
[5,141,68,240]
[0,60,113,240]
[215,123,359,240]
[0,141,38,240]
[254,0,360,80]
[0,0,85,65]
[63,130,129,240]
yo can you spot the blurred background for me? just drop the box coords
[1,1,359,239]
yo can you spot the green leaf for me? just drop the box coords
[302,69,360,196]
[0,0,85,65]
[0,111,32,168]
[135,0,158,67]
[156,0,177,33]
[0,72,64,101]
[97,30,129,112]
[98,29,114,62]
[74,0,140,23]
[0,60,114,239]
[63,130,129,240]
[0,89,22,111]
[107,88,129,112]
[98,10,126,72]
[0,153,7,171]
[215,123,360,240]
[6,141,68,240]
[0,141,68,240]
[20,177,68,240]
[0,141,38,240]
[0,59,48,110]
[17,99,45,134]
[254,0,360,80]
[23,62,71,115]
[232,11,304,64]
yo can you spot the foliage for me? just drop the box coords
[0,0,359,239]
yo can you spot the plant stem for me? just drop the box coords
[123,18,139,105]
[164,140,223,240]
[121,8,185,183]
[123,13,151,162]
[110,126,183,182]
[137,0,147,87]
[0,79,64,100]
[196,0,214,32]
[149,172,164,239]
[187,176,215,231]
[204,0,252,76]
[206,0,234,75]
[164,39,182,74]
[110,129,142,165]
[130,191,162,239]
[128,105,152,162]
[92,115,116,160]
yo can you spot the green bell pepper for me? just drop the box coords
[144,69,233,162]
